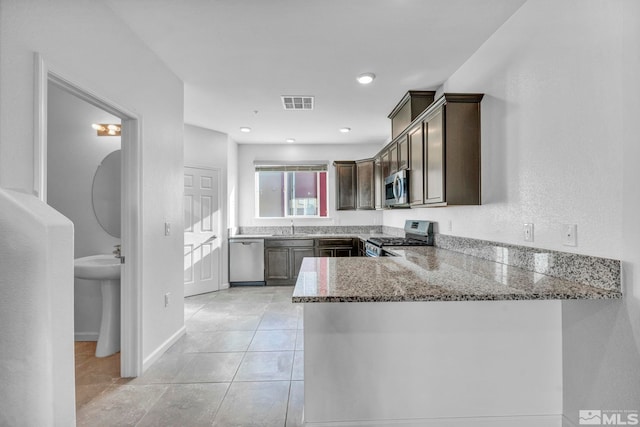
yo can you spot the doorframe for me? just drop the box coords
[33,53,143,377]
[184,165,224,295]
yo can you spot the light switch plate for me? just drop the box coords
[165,222,171,236]
[562,224,577,246]
[523,223,534,242]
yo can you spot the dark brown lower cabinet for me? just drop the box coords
[265,239,314,285]
[317,238,356,257]
[264,247,290,283]
[292,247,315,280]
[265,237,361,285]
[317,247,354,257]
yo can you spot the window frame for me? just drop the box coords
[254,163,329,219]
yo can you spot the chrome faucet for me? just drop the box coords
[290,219,295,235]
[113,244,122,258]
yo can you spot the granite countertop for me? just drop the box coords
[292,246,622,303]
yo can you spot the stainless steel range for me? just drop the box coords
[365,220,434,257]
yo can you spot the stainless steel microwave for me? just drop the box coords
[384,170,409,207]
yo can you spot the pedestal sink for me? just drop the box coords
[74,254,121,357]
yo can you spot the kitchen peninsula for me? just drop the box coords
[292,243,621,426]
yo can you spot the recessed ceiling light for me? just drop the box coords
[356,72,376,84]
[340,127,351,133]
[239,127,251,133]
[286,138,296,143]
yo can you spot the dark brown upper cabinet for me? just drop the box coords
[380,148,391,181]
[397,136,409,171]
[343,91,482,212]
[422,93,483,206]
[408,123,424,206]
[356,159,375,210]
[333,161,357,210]
[388,91,436,140]
[389,143,398,174]
[374,156,383,210]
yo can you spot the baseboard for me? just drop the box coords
[142,325,186,372]
[74,332,98,341]
[303,414,564,427]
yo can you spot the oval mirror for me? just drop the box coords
[92,150,121,238]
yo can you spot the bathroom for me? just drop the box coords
[46,82,123,407]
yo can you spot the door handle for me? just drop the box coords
[205,235,217,242]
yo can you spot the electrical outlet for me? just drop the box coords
[523,223,534,242]
[164,292,171,307]
[562,224,577,246]
[165,222,171,236]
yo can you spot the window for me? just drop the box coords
[255,164,328,218]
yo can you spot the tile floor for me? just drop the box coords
[76,285,304,427]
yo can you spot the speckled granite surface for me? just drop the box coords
[292,246,622,303]
[434,234,620,292]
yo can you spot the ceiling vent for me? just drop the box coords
[281,96,314,110]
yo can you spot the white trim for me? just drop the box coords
[303,414,564,427]
[142,326,186,371]
[74,332,99,341]
[33,53,47,201]
[34,53,143,377]
[120,118,143,377]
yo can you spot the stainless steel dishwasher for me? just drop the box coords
[229,238,265,285]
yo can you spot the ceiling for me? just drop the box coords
[105,0,526,145]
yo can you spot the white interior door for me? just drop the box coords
[184,167,221,296]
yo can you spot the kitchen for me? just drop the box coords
[1,0,639,426]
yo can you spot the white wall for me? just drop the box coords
[305,300,562,424]
[384,0,623,259]
[238,143,382,227]
[48,83,122,339]
[0,0,185,378]
[381,0,640,422]
[561,0,640,422]
[0,189,75,426]
[185,124,231,285]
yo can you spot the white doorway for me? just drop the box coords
[184,166,222,296]
[34,54,142,377]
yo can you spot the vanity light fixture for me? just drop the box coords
[240,127,252,133]
[356,72,376,85]
[92,123,121,136]
[286,138,296,143]
[340,127,351,133]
